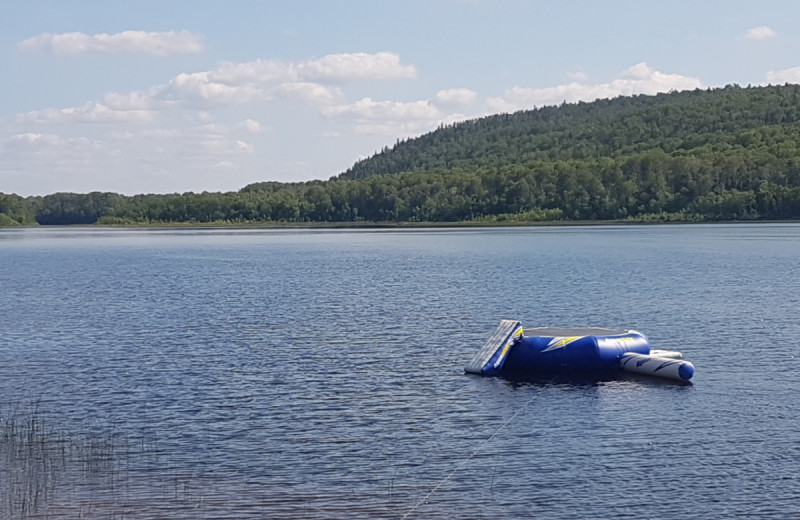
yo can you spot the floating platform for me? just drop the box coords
[465,320,694,382]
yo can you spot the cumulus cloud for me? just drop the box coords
[15,51,422,152]
[567,71,589,82]
[324,97,440,121]
[298,52,417,80]
[207,59,296,85]
[235,140,254,153]
[139,128,183,139]
[322,97,453,136]
[238,119,263,133]
[17,101,155,124]
[201,138,253,155]
[766,67,800,84]
[745,26,777,40]
[103,91,154,111]
[276,82,342,105]
[486,62,703,112]
[435,88,478,107]
[2,122,263,195]
[10,132,68,147]
[163,71,265,103]
[147,52,413,106]
[7,133,102,166]
[17,30,205,56]
[5,49,437,192]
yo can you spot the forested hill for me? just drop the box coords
[339,84,800,180]
[2,84,800,226]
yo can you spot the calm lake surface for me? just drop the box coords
[1,224,799,519]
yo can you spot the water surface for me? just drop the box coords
[1,224,799,519]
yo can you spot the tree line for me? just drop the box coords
[2,84,800,226]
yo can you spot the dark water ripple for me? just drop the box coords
[1,224,799,519]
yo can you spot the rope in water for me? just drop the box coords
[400,392,535,520]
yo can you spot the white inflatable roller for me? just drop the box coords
[650,349,683,359]
[620,352,695,381]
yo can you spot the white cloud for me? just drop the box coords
[103,91,154,111]
[6,132,101,163]
[435,88,478,107]
[197,123,226,135]
[766,67,800,84]
[238,119,263,133]
[209,60,297,85]
[138,52,412,106]
[201,138,253,155]
[15,52,415,125]
[18,101,156,124]
[276,82,342,105]
[567,71,589,82]
[2,123,262,195]
[486,62,703,112]
[17,30,205,56]
[163,71,265,103]
[213,161,235,170]
[347,121,431,136]
[158,52,413,104]
[745,26,777,40]
[10,132,67,147]
[322,97,469,137]
[235,140,254,153]
[324,97,440,121]
[139,128,183,139]
[3,49,455,192]
[298,52,417,80]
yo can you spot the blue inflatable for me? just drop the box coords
[465,320,694,382]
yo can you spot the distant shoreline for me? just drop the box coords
[5,219,797,230]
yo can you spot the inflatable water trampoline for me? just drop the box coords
[465,320,694,382]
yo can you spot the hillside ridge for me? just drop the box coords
[337,84,800,180]
[3,84,800,225]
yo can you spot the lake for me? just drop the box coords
[1,224,799,519]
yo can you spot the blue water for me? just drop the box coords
[1,224,799,519]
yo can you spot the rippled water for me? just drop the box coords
[1,224,799,519]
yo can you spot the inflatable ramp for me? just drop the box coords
[464,320,523,376]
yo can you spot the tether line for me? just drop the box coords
[400,391,535,520]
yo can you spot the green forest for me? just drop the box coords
[3,84,800,226]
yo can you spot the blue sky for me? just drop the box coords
[3,0,799,196]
